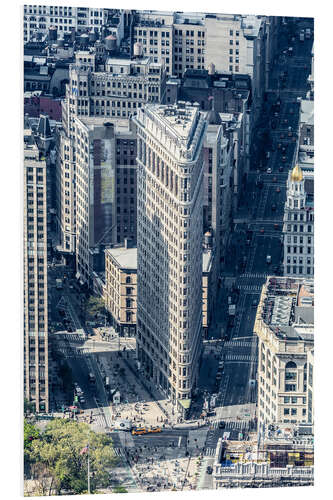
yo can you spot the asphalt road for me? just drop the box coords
[206,17,313,421]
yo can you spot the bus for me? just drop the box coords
[88,372,96,385]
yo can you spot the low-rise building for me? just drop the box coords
[212,433,314,488]
[104,242,137,337]
[254,276,314,430]
[104,244,216,337]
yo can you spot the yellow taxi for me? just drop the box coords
[148,427,162,434]
[131,428,147,435]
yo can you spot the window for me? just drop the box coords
[291,408,297,415]
[285,384,296,392]
[284,397,290,403]
[284,408,290,415]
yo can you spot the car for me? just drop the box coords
[271,204,276,211]
[274,224,280,230]
[282,156,286,162]
[267,167,272,174]
[279,166,284,172]
[273,177,277,183]
[206,466,213,474]
[260,228,265,233]
[219,421,226,429]
[148,427,162,433]
[276,187,281,193]
[132,428,147,435]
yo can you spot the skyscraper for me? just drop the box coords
[134,102,207,411]
[24,119,49,413]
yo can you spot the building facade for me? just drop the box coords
[282,165,314,277]
[73,118,117,284]
[24,121,49,413]
[24,5,109,42]
[254,276,314,430]
[104,243,137,337]
[134,103,206,409]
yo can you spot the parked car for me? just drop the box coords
[206,466,213,474]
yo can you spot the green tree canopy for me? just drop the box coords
[24,419,40,452]
[27,418,118,495]
[85,296,106,320]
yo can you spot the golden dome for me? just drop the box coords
[291,164,303,182]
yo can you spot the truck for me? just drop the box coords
[56,279,63,289]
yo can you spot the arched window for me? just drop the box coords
[285,361,297,381]
[126,276,131,284]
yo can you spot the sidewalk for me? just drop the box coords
[95,352,174,428]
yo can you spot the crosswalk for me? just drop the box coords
[240,273,268,279]
[55,346,91,358]
[58,333,86,342]
[209,419,251,431]
[224,340,256,348]
[238,284,262,292]
[204,447,217,456]
[224,354,257,362]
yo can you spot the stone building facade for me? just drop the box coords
[133,103,206,410]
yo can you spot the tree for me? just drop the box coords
[85,296,106,321]
[24,398,35,417]
[24,419,40,452]
[27,419,118,495]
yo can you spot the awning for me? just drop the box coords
[178,398,191,410]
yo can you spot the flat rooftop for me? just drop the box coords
[106,246,137,270]
[259,277,314,340]
[106,56,151,66]
[152,103,199,141]
[75,116,132,134]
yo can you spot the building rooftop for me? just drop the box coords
[106,246,138,270]
[202,249,213,273]
[300,99,314,126]
[259,277,314,341]
[106,56,151,67]
[152,103,200,142]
